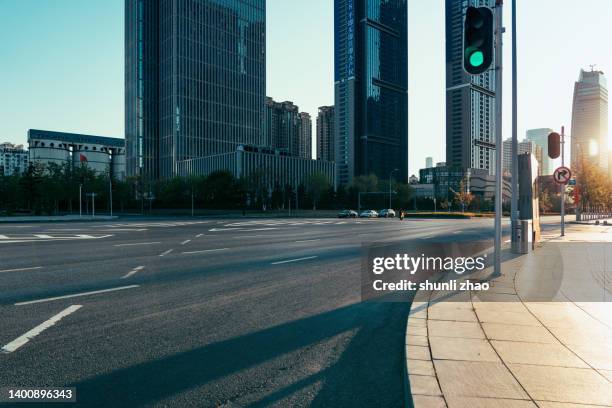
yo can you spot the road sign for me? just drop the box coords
[568,179,576,186]
[553,166,571,185]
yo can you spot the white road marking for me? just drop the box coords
[182,248,229,255]
[15,285,140,306]
[1,305,82,353]
[113,242,161,247]
[196,234,204,238]
[181,239,191,245]
[159,249,174,257]
[34,234,53,238]
[0,235,10,239]
[295,239,321,243]
[271,256,318,265]
[234,235,264,239]
[0,234,113,244]
[122,266,145,279]
[0,266,43,274]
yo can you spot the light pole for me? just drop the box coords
[79,184,82,218]
[109,177,113,217]
[511,0,519,248]
[389,168,399,209]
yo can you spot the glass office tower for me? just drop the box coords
[125,0,266,180]
[334,0,408,186]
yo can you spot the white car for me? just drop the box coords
[359,210,379,218]
[378,209,396,218]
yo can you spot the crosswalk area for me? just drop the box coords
[104,221,210,228]
[223,219,358,228]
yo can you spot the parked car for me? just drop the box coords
[378,209,396,218]
[359,210,379,218]
[338,209,358,218]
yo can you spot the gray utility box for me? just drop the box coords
[513,219,533,254]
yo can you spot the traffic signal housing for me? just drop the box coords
[463,6,494,75]
[548,132,561,159]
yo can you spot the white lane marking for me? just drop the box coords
[271,256,318,265]
[234,235,264,239]
[196,234,204,238]
[159,249,174,257]
[113,242,161,247]
[15,285,140,306]
[182,248,229,255]
[181,240,191,245]
[34,234,53,238]
[0,266,43,274]
[121,266,145,279]
[0,234,113,244]
[1,305,82,353]
[0,235,10,239]
[295,239,321,243]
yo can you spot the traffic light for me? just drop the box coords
[463,6,494,75]
[548,132,561,159]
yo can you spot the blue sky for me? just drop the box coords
[1,0,611,176]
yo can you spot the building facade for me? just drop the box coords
[125,0,266,180]
[0,143,28,176]
[425,157,433,169]
[176,145,335,192]
[264,98,307,158]
[317,106,335,162]
[502,138,543,177]
[571,69,609,173]
[526,128,555,175]
[445,0,496,175]
[334,0,408,186]
[28,130,126,179]
[298,112,312,160]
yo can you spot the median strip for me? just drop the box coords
[15,285,140,306]
[271,256,318,265]
[1,305,82,353]
[113,242,161,247]
[0,266,43,274]
[182,248,229,255]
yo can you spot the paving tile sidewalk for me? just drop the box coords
[405,224,612,408]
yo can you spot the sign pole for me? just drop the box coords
[494,0,504,277]
[561,126,565,236]
[510,0,519,250]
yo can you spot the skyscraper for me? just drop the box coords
[526,128,555,176]
[445,0,496,174]
[571,69,609,173]
[317,106,335,162]
[502,138,543,177]
[425,157,433,169]
[125,0,266,180]
[334,0,408,186]
[299,112,312,160]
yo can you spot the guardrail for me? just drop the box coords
[577,206,612,222]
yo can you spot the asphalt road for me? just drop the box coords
[0,216,553,407]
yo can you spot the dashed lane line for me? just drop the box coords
[0,266,43,274]
[1,305,83,353]
[14,285,140,306]
[121,266,145,279]
[113,242,161,247]
[182,248,229,255]
[271,256,318,265]
[159,249,174,257]
[181,240,191,245]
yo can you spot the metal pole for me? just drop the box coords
[561,126,565,236]
[510,0,519,249]
[92,194,96,218]
[494,0,504,277]
[109,178,113,217]
[389,176,392,209]
[191,188,194,217]
[79,184,82,218]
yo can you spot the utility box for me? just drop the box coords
[514,219,533,254]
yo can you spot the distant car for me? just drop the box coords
[359,210,378,218]
[338,209,358,218]
[378,209,396,218]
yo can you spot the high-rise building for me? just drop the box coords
[425,157,433,169]
[317,106,335,162]
[445,0,496,175]
[125,0,266,180]
[571,69,609,173]
[264,98,303,157]
[526,128,555,175]
[334,0,408,186]
[502,138,543,176]
[0,143,28,176]
[299,112,312,160]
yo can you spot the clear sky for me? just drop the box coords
[1,0,611,176]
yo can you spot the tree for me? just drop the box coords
[306,172,331,210]
[451,177,474,213]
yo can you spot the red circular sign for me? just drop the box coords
[553,166,571,185]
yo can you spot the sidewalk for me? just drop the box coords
[405,224,612,408]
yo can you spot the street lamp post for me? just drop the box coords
[389,168,399,209]
[79,184,82,218]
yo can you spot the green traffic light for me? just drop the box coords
[469,50,484,67]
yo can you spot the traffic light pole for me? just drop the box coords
[510,0,519,251]
[494,0,504,277]
[561,126,566,236]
